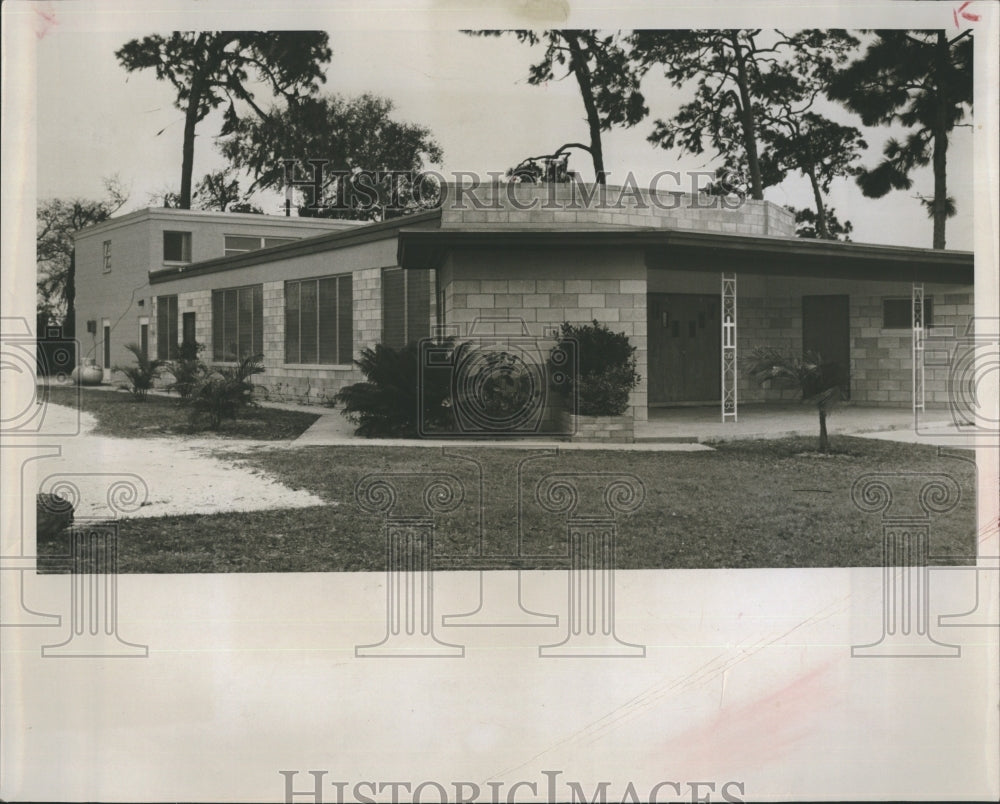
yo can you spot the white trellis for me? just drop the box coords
[722,273,738,422]
[912,282,925,416]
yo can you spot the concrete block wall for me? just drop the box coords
[440,249,649,421]
[851,290,974,407]
[148,267,387,404]
[437,182,795,237]
[647,270,973,409]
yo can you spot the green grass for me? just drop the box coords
[43,384,320,440]
[37,437,977,572]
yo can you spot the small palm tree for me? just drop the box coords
[113,343,165,401]
[746,347,844,453]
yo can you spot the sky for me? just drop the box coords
[33,21,976,251]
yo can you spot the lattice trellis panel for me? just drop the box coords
[722,273,738,422]
[913,282,925,416]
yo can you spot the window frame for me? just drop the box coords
[163,230,192,264]
[155,295,178,360]
[211,284,264,363]
[102,240,112,273]
[223,234,300,258]
[882,296,934,330]
[381,266,431,349]
[283,273,353,367]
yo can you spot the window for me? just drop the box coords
[102,240,111,273]
[381,267,431,348]
[163,231,192,262]
[284,275,352,364]
[102,322,111,369]
[883,297,934,329]
[182,312,196,347]
[212,285,263,361]
[156,295,178,360]
[139,317,149,357]
[224,234,299,257]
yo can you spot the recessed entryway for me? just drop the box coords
[648,293,721,404]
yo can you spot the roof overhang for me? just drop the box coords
[397,228,974,285]
[150,208,442,284]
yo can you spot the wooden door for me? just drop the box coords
[648,293,721,403]
[802,294,851,399]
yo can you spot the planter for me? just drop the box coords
[71,358,103,386]
[559,409,635,443]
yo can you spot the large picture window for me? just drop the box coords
[381,267,431,348]
[284,275,352,365]
[156,294,178,360]
[212,285,263,361]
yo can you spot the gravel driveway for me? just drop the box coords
[34,403,327,520]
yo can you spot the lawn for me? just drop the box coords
[43,384,320,440]
[36,437,977,572]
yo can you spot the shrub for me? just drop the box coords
[334,341,454,437]
[551,320,640,416]
[36,492,74,541]
[165,341,207,398]
[113,343,165,401]
[186,353,264,430]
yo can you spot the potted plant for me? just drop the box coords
[550,320,641,443]
[71,357,103,386]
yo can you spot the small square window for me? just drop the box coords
[163,231,192,263]
[102,240,111,273]
[883,297,934,329]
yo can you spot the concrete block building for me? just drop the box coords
[73,183,974,425]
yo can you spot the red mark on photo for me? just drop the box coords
[34,5,58,39]
[954,2,980,27]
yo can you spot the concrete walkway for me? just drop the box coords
[58,381,973,450]
[636,403,953,443]
[290,401,964,449]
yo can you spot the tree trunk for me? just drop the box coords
[931,32,950,250]
[178,34,211,210]
[179,79,203,209]
[729,32,764,200]
[565,34,607,184]
[63,248,76,337]
[806,167,829,239]
[818,408,829,453]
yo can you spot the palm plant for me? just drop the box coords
[746,347,844,453]
[187,353,264,430]
[113,342,165,401]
